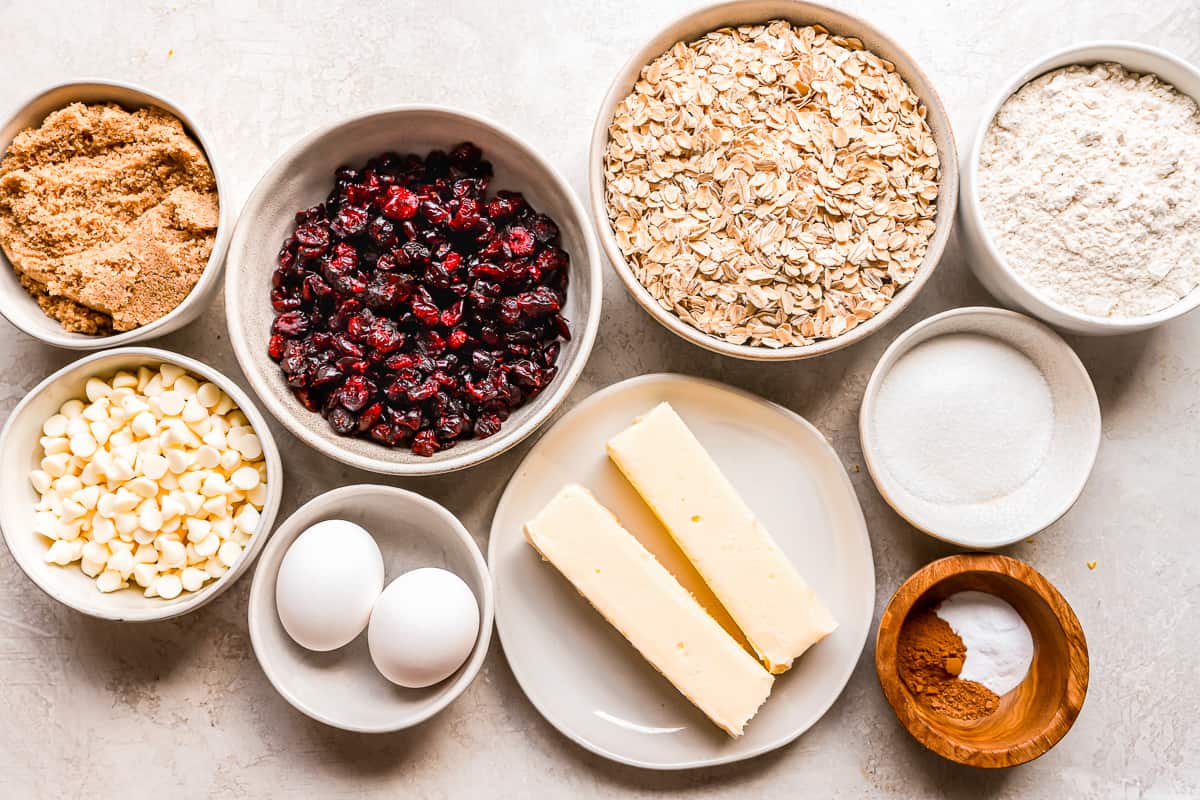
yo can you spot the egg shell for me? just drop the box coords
[368,567,480,688]
[276,520,384,652]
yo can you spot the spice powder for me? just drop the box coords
[897,607,999,720]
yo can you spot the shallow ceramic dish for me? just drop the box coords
[589,0,958,361]
[225,106,601,476]
[0,347,283,621]
[876,554,1088,768]
[0,80,231,350]
[490,373,874,769]
[860,307,1100,549]
[960,41,1200,335]
[247,484,493,733]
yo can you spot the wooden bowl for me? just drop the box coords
[875,554,1088,768]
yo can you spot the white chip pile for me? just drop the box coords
[30,363,268,598]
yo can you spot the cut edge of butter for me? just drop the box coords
[606,402,837,675]
[523,484,774,738]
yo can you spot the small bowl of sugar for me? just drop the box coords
[859,307,1100,548]
[875,553,1089,768]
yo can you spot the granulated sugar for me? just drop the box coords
[872,333,1054,506]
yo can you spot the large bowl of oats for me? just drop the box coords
[591,1,956,360]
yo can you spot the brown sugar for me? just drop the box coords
[897,606,1000,720]
[0,102,218,333]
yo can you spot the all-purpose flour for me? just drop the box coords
[978,63,1200,318]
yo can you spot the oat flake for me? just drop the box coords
[603,20,940,347]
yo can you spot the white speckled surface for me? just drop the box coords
[1,1,1198,797]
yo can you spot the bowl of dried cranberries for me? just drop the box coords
[224,107,602,475]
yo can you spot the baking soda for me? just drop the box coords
[935,591,1034,696]
[872,333,1054,506]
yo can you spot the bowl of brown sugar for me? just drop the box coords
[0,80,229,349]
[875,554,1089,768]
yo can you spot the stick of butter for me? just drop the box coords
[524,484,774,738]
[606,402,837,674]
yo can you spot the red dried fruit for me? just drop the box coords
[381,185,419,220]
[268,144,571,456]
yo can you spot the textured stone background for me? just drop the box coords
[1,1,1198,797]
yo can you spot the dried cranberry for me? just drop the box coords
[381,185,419,220]
[331,205,369,238]
[272,311,310,338]
[267,144,572,456]
[337,376,375,411]
[503,226,536,256]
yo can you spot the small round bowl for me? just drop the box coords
[0,347,283,621]
[225,106,602,475]
[860,307,1101,548]
[876,554,1088,768]
[589,0,958,361]
[247,484,494,733]
[960,42,1200,335]
[0,80,231,350]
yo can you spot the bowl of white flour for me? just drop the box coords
[960,42,1200,335]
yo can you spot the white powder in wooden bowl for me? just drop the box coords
[978,63,1200,318]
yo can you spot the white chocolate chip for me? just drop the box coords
[108,548,135,579]
[181,567,207,592]
[42,414,68,437]
[195,533,221,558]
[96,570,127,593]
[159,364,185,387]
[154,573,183,600]
[133,563,158,587]
[234,505,260,535]
[174,376,199,397]
[217,540,242,568]
[60,399,85,418]
[31,363,267,600]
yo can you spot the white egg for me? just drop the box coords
[368,567,480,688]
[276,519,384,651]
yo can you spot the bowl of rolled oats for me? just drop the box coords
[591,1,956,360]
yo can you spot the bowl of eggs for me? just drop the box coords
[247,484,493,732]
[0,347,283,621]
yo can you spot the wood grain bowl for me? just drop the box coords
[875,554,1088,768]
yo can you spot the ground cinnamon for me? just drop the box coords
[897,606,999,720]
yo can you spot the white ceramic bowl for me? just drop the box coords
[960,42,1200,335]
[0,347,283,621]
[0,80,231,349]
[247,484,494,733]
[225,106,602,475]
[859,307,1101,549]
[589,0,958,361]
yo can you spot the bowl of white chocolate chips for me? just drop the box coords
[0,347,283,621]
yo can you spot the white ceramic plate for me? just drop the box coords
[489,373,874,769]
